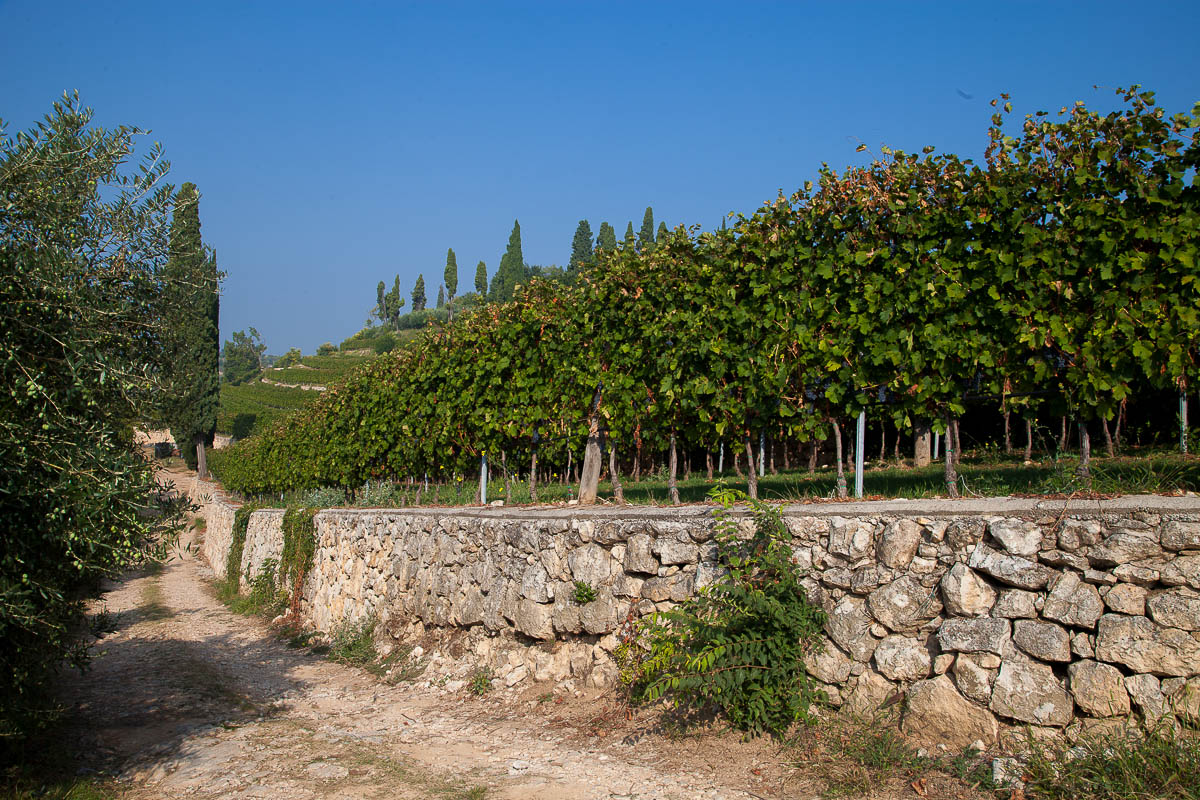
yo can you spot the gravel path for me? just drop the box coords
[63,525,764,800]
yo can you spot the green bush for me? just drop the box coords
[617,486,826,736]
[0,96,188,748]
[279,507,317,608]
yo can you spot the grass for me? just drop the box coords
[1022,725,1200,800]
[253,448,1200,511]
[788,718,993,799]
[327,618,426,683]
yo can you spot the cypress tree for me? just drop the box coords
[444,248,458,299]
[489,219,526,303]
[412,273,427,311]
[437,284,446,308]
[375,280,387,324]
[444,248,458,321]
[161,182,220,472]
[657,221,669,242]
[596,222,618,252]
[638,206,655,252]
[623,221,636,251]
[475,260,488,296]
[386,275,403,326]
[568,219,595,278]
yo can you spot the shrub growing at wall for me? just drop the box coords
[617,488,827,736]
[280,507,317,611]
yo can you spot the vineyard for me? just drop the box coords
[210,87,1200,503]
[216,354,376,439]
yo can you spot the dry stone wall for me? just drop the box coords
[202,498,1200,747]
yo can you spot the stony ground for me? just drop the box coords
[59,521,791,800]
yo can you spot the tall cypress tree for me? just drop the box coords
[162,182,220,472]
[489,219,526,303]
[444,248,458,300]
[385,275,404,326]
[657,221,669,243]
[638,206,655,252]
[444,248,458,321]
[475,260,488,296]
[568,219,595,278]
[412,273,427,311]
[623,221,636,251]
[375,280,387,324]
[437,284,446,308]
[596,222,618,252]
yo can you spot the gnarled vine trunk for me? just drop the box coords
[577,385,603,504]
[913,420,931,467]
[667,432,680,505]
[944,416,959,498]
[743,433,758,500]
[832,419,847,500]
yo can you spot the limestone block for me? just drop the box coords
[1039,550,1089,571]
[1146,590,1200,631]
[550,593,582,634]
[946,519,986,551]
[1068,660,1130,717]
[694,561,727,591]
[828,517,876,560]
[1167,676,1200,722]
[803,638,855,684]
[457,586,485,627]
[1095,614,1200,677]
[568,543,613,586]
[868,576,942,632]
[1013,620,1071,662]
[822,568,853,590]
[993,589,1039,619]
[1161,521,1200,552]
[850,565,890,594]
[1071,632,1095,659]
[623,533,658,574]
[1042,571,1104,629]
[989,519,1042,557]
[937,617,1011,655]
[1114,563,1161,586]
[952,653,998,704]
[826,596,878,662]
[901,675,999,749]
[878,519,923,569]
[521,562,552,602]
[1161,554,1200,589]
[514,599,554,641]
[611,572,645,598]
[940,564,997,617]
[640,571,693,603]
[843,669,896,717]
[653,538,698,566]
[990,655,1074,727]
[579,589,619,635]
[1104,583,1147,616]
[1088,532,1162,567]
[874,635,932,681]
[1124,673,1169,721]
[968,544,1053,590]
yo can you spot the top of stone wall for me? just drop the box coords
[213,493,1200,520]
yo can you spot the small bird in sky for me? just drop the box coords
[956,88,975,101]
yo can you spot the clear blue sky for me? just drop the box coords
[4,1,1199,354]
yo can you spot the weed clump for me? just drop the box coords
[616,485,826,736]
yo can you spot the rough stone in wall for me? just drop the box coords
[202,498,1200,747]
[239,509,286,590]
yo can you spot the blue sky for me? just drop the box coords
[3,1,1199,353]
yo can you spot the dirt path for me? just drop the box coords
[61,521,770,800]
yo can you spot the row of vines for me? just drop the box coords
[211,87,1200,501]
